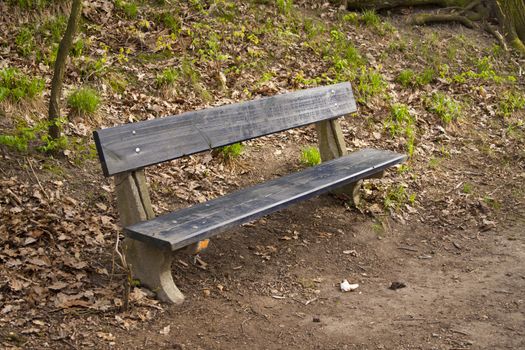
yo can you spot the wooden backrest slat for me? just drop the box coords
[94,82,356,176]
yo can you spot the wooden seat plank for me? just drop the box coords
[94,82,356,176]
[125,148,406,251]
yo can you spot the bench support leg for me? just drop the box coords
[115,170,184,304]
[316,119,361,205]
[123,239,184,304]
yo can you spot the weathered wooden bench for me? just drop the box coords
[93,82,406,304]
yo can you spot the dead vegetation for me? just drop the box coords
[0,0,524,348]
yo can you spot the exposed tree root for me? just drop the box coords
[346,0,525,57]
[411,13,475,28]
[483,22,508,51]
[345,0,473,11]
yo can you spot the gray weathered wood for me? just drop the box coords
[115,170,184,304]
[125,149,406,251]
[94,83,356,176]
[315,119,347,161]
[315,119,362,204]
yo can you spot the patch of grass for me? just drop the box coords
[180,58,211,102]
[498,90,525,118]
[340,9,390,34]
[0,67,45,102]
[115,0,139,19]
[78,55,108,80]
[428,92,461,124]
[40,15,67,43]
[160,12,181,34]
[356,67,386,103]
[386,103,411,136]
[453,56,512,84]
[342,12,359,25]
[372,219,384,236]
[220,143,244,160]
[387,38,408,53]
[7,0,57,9]
[0,118,68,153]
[70,37,86,57]
[462,182,473,194]
[326,30,364,81]
[15,26,36,57]
[385,103,416,157]
[396,69,415,88]
[293,71,323,87]
[276,0,293,15]
[396,68,434,88]
[156,68,179,87]
[428,157,442,169]
[106,72,128,94]
[301,146,321,166]
[416,68,435,85]
[67,87,101,115]
[361,10,380,27]
[303,18,326,39]
[384,185,415,210]
[483,196,501,210]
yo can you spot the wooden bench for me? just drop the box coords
[93,82,406,304]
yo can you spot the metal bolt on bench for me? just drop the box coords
[93,82,406,303]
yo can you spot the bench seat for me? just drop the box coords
[125,148,406,251]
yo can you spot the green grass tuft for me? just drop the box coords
[160,12,181,34]
[361,10,380,27]
[0,68,45,103]
[0,118,68,153]
[356,67,386,103]
[396,68,434,88]
[301,146,321,167]
[498,90,525,118]
[396,69,415,87]
[115,0,139,19]
[428,92,461,124]
[67,87,101,115]
[276,0,293,15]
[220,143,244,160]
[15,26,36,57]
[385,103,416,157]
[156,68,180,87]
[384,185,415,210]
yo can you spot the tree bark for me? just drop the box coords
[495,0,525,55]
[48,0,82,139]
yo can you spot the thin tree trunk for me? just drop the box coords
[48,0,82,139]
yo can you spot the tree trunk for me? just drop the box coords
[48,0,82,139]
[495,0,525,55]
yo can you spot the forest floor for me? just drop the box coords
[0,0,524,349]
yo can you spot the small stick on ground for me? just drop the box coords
[26,157,50,200]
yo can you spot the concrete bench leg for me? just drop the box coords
[124,238,184,304]
[115,170,184,304]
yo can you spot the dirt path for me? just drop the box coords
[108,199,524,350]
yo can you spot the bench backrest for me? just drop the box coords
[94,82,356,176]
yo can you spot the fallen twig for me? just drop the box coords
[26,157,50,201]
